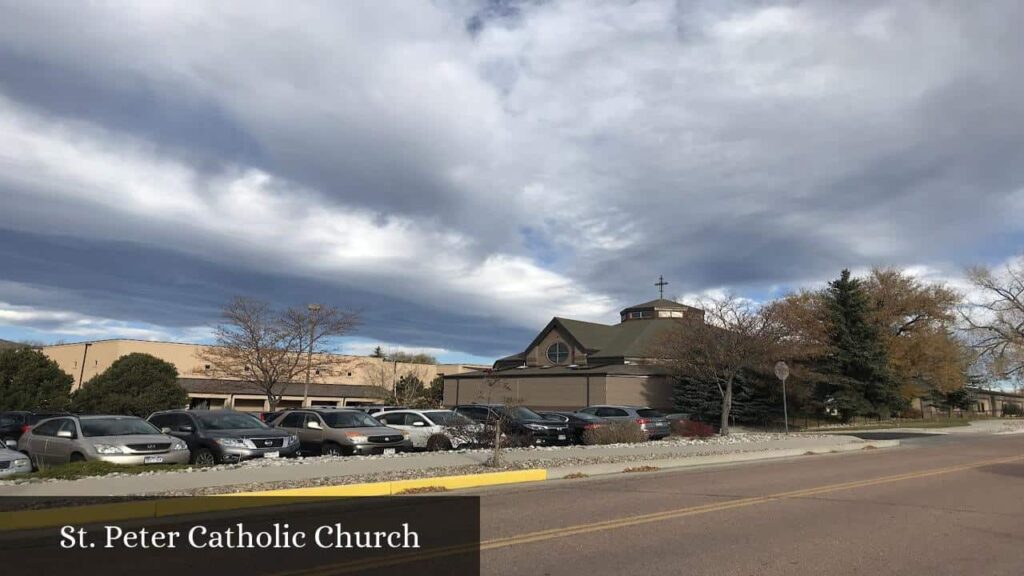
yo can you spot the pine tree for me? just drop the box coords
[819,269,898,419]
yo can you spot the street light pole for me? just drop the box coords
[303,303,321,407]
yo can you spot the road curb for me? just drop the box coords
[546,440,901,479]
[0,469,548,532]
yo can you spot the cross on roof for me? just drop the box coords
[655,275,669,298]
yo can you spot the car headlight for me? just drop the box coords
[14,458,30,467]
[344,432,368,443]
[94,443,125,455]
[215,438,248,448]
[170,440,188,451]
[400,431,410,438]
[524,423,546,431]
[287,434,298,445]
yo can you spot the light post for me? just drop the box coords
[774,361,790,433]
[303,303,321,407]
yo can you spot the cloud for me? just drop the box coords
[1,1,1024,359]
[0,300,211,342]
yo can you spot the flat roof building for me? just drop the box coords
[43,339,484,413]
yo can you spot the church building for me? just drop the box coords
[442,298,703,410]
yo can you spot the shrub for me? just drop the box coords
[70,353,187,416]
[1002,403,1023,417]
[582,421,647,445]
[0,348,73,411]
[672,419,716,438]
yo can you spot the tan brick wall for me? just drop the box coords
[603,375,673,410]
[42,340,463,392]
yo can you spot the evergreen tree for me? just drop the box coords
[818,269,898,419]
[70,353,187,416]
[0,348,73,411]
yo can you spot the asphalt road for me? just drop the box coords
[474,433,1024,576]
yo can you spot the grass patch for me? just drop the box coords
[13,461,191,481]
[562,472,589,480]
[804,451,818,456]
[862,445,878,450]
[622,465,659,473]
[394,486,448,495]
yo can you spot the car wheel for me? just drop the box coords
[321,442,344,457]
[69,452,86,463]
[426,435,452,451]
[192,448,217,467]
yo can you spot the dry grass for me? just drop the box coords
[562,472,589,480]
[862,445,878,450]
[622,465,659,473]
[394,486,449,495]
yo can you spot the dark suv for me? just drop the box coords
[0,410,70,449]
[148,410,300,466]
[452,405,570,446]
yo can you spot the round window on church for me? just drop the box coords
[546,342,569,364]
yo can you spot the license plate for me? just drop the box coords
[558,435,566,440]
[143,456,164,464]
[263,451,280,459]
[383,448,396,455]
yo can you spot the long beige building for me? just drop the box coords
[443,299,703,410]
[43,339,484,412]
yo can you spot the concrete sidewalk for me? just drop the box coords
[0,434,885,497]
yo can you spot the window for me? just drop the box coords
[32,418,65,437]
[321,411,381,428]
[0,413,24,427]
[278,412,305,428]
[596,407,628,417]
[148,414,173,429]
[377,412,405,425]
[405,413,429,426]
[578,407,598,415]
[546,342,569,364]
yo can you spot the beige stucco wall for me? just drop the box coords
[443,375,607,410]
[602,375,673,410]
[43,340,468,393]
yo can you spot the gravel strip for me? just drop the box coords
[0,433,833,488]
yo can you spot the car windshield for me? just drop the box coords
[423,411,474,426]
[81,417,162,437]
[320,411,383,428]
[637,409,665,418]
[0,413,20,427]
[194,411,267,430]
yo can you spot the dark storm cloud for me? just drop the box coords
[1,0,1024,357]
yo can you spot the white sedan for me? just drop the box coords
[373,409,481,451]
[0,445,32,477]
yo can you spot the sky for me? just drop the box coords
[1,1,1023,363]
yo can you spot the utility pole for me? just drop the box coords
[303,303,321,407]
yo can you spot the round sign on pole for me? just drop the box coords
[774,361,790,382]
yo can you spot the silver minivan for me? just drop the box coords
[17,415,190,467]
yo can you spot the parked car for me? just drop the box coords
[270,409,412,456]
[0,410,71,449]
[0,445,32,477]
[148,409,299,466]
[451,404,571,446]
[348,405,408,415]
[537,411,610,444]
[374,409,482,450]
[17,415,190,468]
[576,405,671,439]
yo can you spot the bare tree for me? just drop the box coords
[476,371,518,468]
[962,258,1024,380]
[199,297,360,410]
[652,294,785,435]
[360,354,432,405]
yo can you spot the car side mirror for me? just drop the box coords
[4,439,16,449]
[56,429,75,439]
[412,421,425,427]
[306,421,322,430]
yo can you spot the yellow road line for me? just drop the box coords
[280,454,1024,576]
